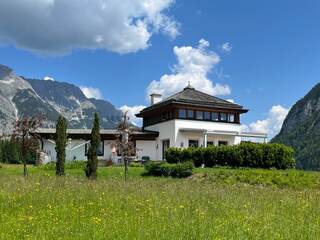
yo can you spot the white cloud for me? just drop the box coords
[0,0,179,55]
[80,86,103,99]
[43,76,54,81]
[244,105,289,138]
[226,99,234,103]
[146,39,231,99]
[221,42,232,53]
[119,105,146,126]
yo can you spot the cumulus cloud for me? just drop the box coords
[119,105,146,126]
[0,0,179,55]
[220,42,232,53]
[80,86,103,99]
[146,39,231,99]
[43,76,54,81]
[243,105,289,138]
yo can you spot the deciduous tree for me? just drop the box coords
[13,116,42,177]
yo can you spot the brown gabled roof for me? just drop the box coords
[137,85,248,116]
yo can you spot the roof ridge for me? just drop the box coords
[191,88,242,106]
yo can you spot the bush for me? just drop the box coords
[164,142,295,169]
[144,161,193,178]
[130,162,143,167]
[0,140,22,164]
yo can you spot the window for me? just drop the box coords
[187,110,194,119]
[162,140,170,160]
[220,113,227,122]
[85,141,104,156]
[188,140,199,147]
[204,112,211,120]
[196,111,203,120]
[211,112,219,121]
[161,112,168,121]
[179,109,186,118]
[228,114,235,123]
[218,141,228,146]
[207,141,214,146]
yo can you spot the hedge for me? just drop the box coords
[144,161,193,178]
[165,142,295,169]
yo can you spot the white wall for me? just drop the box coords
[136,140,157,160]
[145,119,243,159]
[41,139,115,163]
[144,120,176,160]
[175,119,241,147]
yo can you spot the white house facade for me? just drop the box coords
[37,85,267,163]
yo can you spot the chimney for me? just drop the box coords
[150,93,162,105]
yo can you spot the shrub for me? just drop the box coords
[130,162,143,167]
[164,143,295,169]
[144,162,163,176]
[165,148,183,163]
[0,140,22,164]
[144,161,193,178]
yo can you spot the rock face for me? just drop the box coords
[272,83,320,170]
[0,64,122,135]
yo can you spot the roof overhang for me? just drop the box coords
[33,128,159,141]
[179,128,267,139]
[136,101,249,118]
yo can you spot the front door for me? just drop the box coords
[162,140,170,161]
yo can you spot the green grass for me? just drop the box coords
[0,164,320,239]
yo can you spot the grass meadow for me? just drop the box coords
[0,165,320,239]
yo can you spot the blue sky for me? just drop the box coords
[0,0,319,137]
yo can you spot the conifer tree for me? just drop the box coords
[55,115,68,176]
[85,113,101,179]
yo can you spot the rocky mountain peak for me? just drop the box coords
[0,64,13,79]
[0,64,122,136]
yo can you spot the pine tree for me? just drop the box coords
[85,113,101,179]
[55,116,68,176]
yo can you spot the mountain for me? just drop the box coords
[0,64,122,135]
[272,83,320,170]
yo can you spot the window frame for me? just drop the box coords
[178,109,187,119]
[85,141,104,156]
[188,139,199,148]
[187,109,194,119]
[196,111,204,120]
[220,113,227,122]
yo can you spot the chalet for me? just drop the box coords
[37,84,267,163]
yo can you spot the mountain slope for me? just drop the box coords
[0,64,55,135]
[272,83,320,170]
[0,64,122,135]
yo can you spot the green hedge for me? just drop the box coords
[144,161,193,178]
[165,142,295,169]
[0,139,36,165]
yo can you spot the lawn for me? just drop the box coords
[0,164,320,239]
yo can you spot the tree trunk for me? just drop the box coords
[124,157,128,181]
